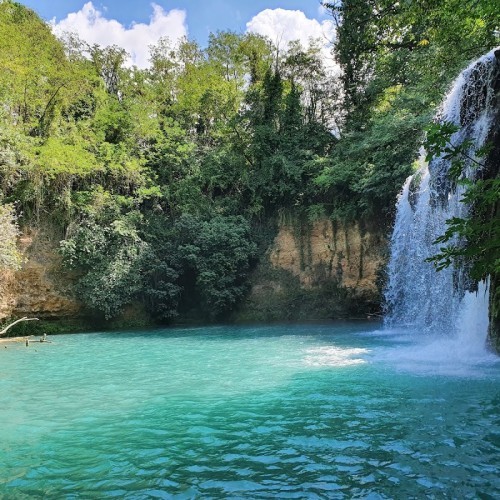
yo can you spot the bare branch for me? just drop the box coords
[0,317,39,336]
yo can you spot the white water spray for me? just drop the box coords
[384,48,500,349]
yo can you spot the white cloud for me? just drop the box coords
[51,2,188,68]
[246,8,337,73]
[317,4,329,18]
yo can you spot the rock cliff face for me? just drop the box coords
[237,218,387,321]
[0,220,387,327]
[0,229,81,321]
[269,220,385,293]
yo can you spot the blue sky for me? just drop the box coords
[22,1,330,46]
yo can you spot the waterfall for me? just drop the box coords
[384,48,500,341]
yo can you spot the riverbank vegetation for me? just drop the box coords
[0,0,497,325]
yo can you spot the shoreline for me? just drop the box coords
[0,336,33,345]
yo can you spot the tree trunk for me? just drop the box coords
[0,317,39,336]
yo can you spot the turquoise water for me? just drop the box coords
[1,323,499,498]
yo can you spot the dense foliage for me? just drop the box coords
[318,0,499,220]
[0,0,498,322]
[0,0,336,320]
[424,122,500,282]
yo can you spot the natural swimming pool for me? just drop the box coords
[1,323,499,497]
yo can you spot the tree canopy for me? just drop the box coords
[0,0,498,322]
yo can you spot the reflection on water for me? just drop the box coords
[304,346,369,367]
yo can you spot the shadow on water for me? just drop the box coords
[93,319,382,343]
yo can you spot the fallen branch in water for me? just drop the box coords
[0,317,39,336]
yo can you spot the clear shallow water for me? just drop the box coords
[1,323,499,498]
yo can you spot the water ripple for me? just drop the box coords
[1,324,499,497]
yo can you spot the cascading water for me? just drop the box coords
[384,48,500,345]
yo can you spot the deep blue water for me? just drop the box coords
[1,323,499,498]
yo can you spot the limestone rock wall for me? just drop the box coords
[238,218,387,322]
[0,229,81,320]
[268,220,385,293]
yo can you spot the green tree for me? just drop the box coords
[145,214,256,320]
[61,198,147,319]
[424,122,500,281]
